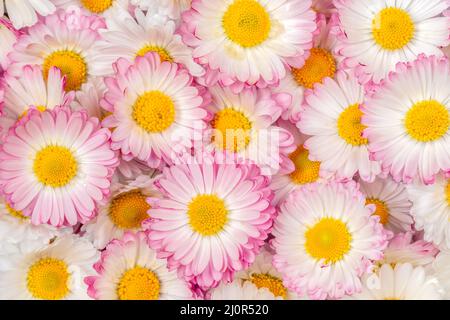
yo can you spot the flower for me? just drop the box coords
[363,56,450,184]
[132,0,192,21]
[52,0,130,17]
[0,0,56,29]
[0,107,119,226]
[0,17,20,70]
[408,173,450,249]
[335,0,450,83]
[272,181,390,299]
[85,231,192,300]
[82,172,160,249]
[433,250,450,299]
[101,52,208,168]
[351,263,442,300]
[180,0,316,92]
[145,159,275,290]
[359,176,413,233]
[209,279,281,300]
[298,71,381,182]
[0,235,98,300]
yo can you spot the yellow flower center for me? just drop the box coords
[337,103,368,146]
[372,7,415,50]
[211,108,252,152]
[43,50,87,91]
[117,266,160,300]
[33,146,78,188]
[288,145,321,185]
[404,100,449,142]
[291,48,337,89]
[250,273,287,299]
[6,203,28,220]
[136,45,173,62]
[366,198,389,225]
[27,258,70,300]
[222,0,271,48]
[446,181,450,207]
[109,190,150,229]
[304,218,352,264]
[132,91,176,133]
[81,0,113,13]
[188,194,228,236]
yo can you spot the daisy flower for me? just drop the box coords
[0,235,98,300]
[433,250,450,299]
[209,280,281,300]
[52,0,130,17]
[408,174,450,249]
[363,56,450,184]
[359,176,413,233]
[297,71,381,182]
[90,7,203,77]
[272,181,389,300]
[234,247,299,299]
[0,0,56,29]
[114,158,157,183]
[204,86,295,175]
[0,65,74,140]
[335,0,450,83]
[180,0,316,92]
[101,53,209,168]
[351,263,442,300]
[8,9,104,93]
[82,172,160,249]
[145,160,275,290]
[0,107,119,227]
[85,231,193,300]
[0,17,20,71]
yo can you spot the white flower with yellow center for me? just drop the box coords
[52,0,130,17]
[209,280,282,300]
[82,172,160,249]
[0,235,98,300]
[359,177,413,233]
[0,0,56,28]
[408,174,450,249]
[272,182,389,299]
[335,0,450,83]
[85,232,192,300]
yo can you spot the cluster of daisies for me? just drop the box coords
[0,0,448,301]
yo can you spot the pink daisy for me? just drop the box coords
[0,107,119,226]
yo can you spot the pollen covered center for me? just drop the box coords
[27,258,70,300]
[136,45,173,62]
[188,194,228,236]
[81,0,113,13]
[337,103,368,146]
[292,48,336,89]
[109,190,150,229]
[304,217,352,264]
[132,90,176,133]
[445,181,450,207]
[372,7,415,50]
[212,107,252,152]
[43,50,87,91]
[222,0,271,48]
[250,273,287,299]
[288,146,320,185]
[117,266,160,300]
[366,198,389,225]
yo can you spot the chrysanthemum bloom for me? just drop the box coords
[145,160,275,290]
[8,9,104,92]
[0,18,20,71]
[351,263,442,300]
[359,177,413,233]
[408,174,450,249]
[90,8,203,77]
[209,280,282,300]
[0,0,56,29]
[335,0,450,84]
[297,71,381,182]
[272,182,389,300]
[276,13,345,121]
[85,231,192,300]
[433,251,450,299]
[101,53,209,168]
[0,65,73,140]
[180,0,316,92]
[204,86,295,175]
[234,247,299,299]
[52,0,130,17]
[0,107,119,227]
[363,56,450,184]
[82,172,161,249]
[0,235,99,300]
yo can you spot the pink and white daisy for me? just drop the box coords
[272,181,390,300]
[180,0,316,92]
[144,160,275,290]
[0,0,56,29]
[335,0,450,84]
[209,280,281,300]
[363,56,450,184]
[0,65,73,140]
[297,71,381,182]
[85,231,193,300]
[101,53,209,168]
[0,107,119,227]
[359,176,413,233]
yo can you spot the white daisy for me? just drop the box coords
[0,0,56,29]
